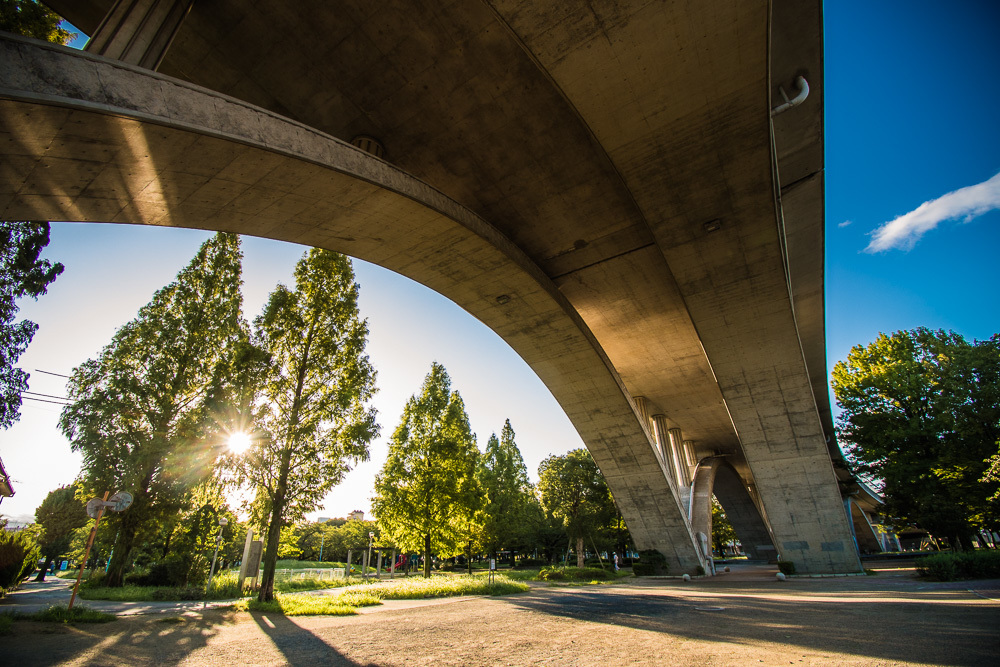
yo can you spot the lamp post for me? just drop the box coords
[205,515,229,606]
[366,531,374,580]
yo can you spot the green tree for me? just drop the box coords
[711,497,738,555]
[0,528,40,594]
[1,221,63,428]
[538,448,617,567]
[238,249,378,602]
[0,0,75,44]
[32,483,86,581]
[373,363,481,578]
[480,419,533,563]
[832,328,1000,549]
[60,233,245,586]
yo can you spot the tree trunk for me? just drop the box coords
[258,493,286,602]
[576,535,585,568]
[423,534,431,578]
[105,511,141,587]
[34,556,53,582]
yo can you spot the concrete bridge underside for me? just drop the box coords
[1,0,862,574]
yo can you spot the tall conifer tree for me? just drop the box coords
[480,419,533,561]
[373,363,481,577]
[60,233,244,586]
[241,249,378,602]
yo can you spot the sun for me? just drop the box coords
[227,431,252,455]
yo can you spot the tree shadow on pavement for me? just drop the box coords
[250,611,375,666]
[3,609,240,667]
[501,583,1000,666]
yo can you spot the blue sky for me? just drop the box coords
[2,2,998,522]
[824,0,1000,370]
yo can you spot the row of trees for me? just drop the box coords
[39,231,630,599]
[58,234,377,601]
[373,363,628,576]
[833,328,1000,549]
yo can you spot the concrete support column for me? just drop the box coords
[85,0,195,70]
[668,428,689,487]
[650,414,672,472]
[633,396,651,432]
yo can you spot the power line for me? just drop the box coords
[23,390,69,401]
[34,369,71,379]
[22,396,70,406]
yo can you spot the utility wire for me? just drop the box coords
[34,369,71,379]
[22,396,71,405]
[23,390,70,401]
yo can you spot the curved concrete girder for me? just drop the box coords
[690,457,776,562]
[492,0,862,574]
[0,35,708,572]
[847,499,883,555]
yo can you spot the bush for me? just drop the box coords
[0,530,40,596]
[513,558,547,568]
[125,561,175,587]
[28,604,116,623]
[917,550,1000,581]
[538,566,613,581]
[632,550,669,576]
[777,561,796,576]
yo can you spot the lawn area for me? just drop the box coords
[1,604,117,633]
[234,574,530,616]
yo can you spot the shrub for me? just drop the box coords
[632,550,669,576]
[917,551,1000,581]
[777,561,796,576]
[28,604,116,623]
[513,558,547,568]
[538,566,612,581]
[0,530,40,595]
[125,561,176,587]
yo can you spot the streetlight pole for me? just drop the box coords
[366,531,374,581]
[205,516,229,607]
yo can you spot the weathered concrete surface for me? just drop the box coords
[7,0,859,573]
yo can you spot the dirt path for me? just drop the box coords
[4,564,998,666]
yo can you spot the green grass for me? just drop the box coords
[78,568,352,602]
[231,574,529,617]
[335,589,383,607]
[537,566,617,582]
[1,604,116,626]
[234,594,357,616]
[348,574,529,600]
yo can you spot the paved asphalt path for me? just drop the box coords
[3,564,998,666]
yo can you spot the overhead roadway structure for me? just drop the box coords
[1,0,866,574]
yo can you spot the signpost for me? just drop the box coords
[69,491,133,610]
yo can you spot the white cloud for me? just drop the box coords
[865,171,1000,252]
[838,220,853,228]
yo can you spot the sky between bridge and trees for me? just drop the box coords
[1,0,998,524]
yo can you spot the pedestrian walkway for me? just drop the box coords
[0,577,238,616]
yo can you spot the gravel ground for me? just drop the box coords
[3,563,998,666]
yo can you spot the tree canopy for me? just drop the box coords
[1,221,63,428]
[832,328,1000,548]
[60,232,245,586]
[236,248,378,601]
[373,362,481,577]
[32,483,86,581]
[0,0,75,44]
[480,419,534,558]
[538,448,617,567]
